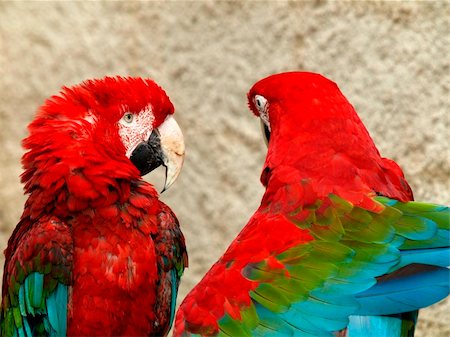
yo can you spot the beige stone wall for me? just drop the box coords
[0,1,448,335]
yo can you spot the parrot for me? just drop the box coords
[0,76,188,336]
[174,72,449,337]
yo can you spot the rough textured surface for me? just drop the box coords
[0,1,448,335]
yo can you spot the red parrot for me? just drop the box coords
[1,77,188,336]
[174,72,449,337]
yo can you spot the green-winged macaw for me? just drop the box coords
[1,77,188,336]
[174,72,449,337]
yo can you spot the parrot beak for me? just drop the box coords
[158,115,185,192]
[130,115,185,192]
[260,119,271,147]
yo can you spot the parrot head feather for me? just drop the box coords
[21,76,185,210]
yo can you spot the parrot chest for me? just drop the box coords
[67,220,159,336]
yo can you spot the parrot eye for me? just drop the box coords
[254,95,268,112]
[121,112,135,124]
[254,95,271,131]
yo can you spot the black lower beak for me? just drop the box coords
[263,123,271,144]
[130,131,165,176]
[264,124,270,143]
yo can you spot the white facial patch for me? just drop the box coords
[118,105,155,157]
[254,95,271,131]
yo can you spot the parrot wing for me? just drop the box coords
[153,202,188,336]
[1,216,73,337]
[174,194,449,337]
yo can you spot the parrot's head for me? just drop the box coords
[248,71,357,146]
[247,72,373,182]
[246,72,410,204]
[22,76,185,196]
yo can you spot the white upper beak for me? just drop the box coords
[157,115,185,192]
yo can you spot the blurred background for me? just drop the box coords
[0,1,449,335]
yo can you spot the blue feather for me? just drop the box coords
[355,267,449,315]
[402,229,450,250]
[31,272,44,308]
[293,296,354,319]
[46,283,68,336]
[322,276,376,294]
[43,317,51,334]
[396,247,450,269]
[169,269,178,329]
[282,307,343,332]
[23,276,34,316]
[347,315,402,337]
[22,317,32,337]
[18,284,26,317]
[16,325,25,337]
[255,303,302,336]
[253,293,352,337]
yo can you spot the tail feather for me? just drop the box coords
[345,312,417,337]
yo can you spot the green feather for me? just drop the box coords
[329,194,354,213]
[12,307,22,331]
[376,197,449,230]
[218,304,259,337]
[244,263,287,282]
[218,313,252,337]
[309,220,345,241]
[276,244,311,264]
[273,278,311,301]
[347,207,374,225]
[250,283,291,312]
[309,242,354,261]
[240,304,259,327]
[347,218,395,243]
[395,215,436,240]
[343,241,399,265]
[2,310,15,337]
